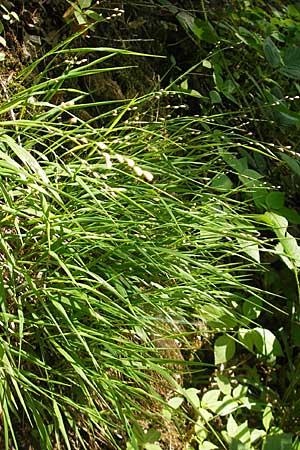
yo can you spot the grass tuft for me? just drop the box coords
[0,45,284,449]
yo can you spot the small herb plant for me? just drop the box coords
[64,0,107,29]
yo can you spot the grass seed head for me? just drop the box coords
[133,166,143,177]
[143,170,154,182]
[103,152,112,169]
[116,153,125,163]
[97,142,108,150]
[126,158,135,168]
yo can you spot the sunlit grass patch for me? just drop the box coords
[0,43,289,449]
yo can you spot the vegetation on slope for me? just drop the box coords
[0,1,300,449]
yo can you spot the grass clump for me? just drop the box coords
[1,1,300,447]
[0,45,280,449]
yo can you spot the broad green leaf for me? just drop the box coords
[185,388,200,409]
[198,407,213,423]
[222,79,238,103]
[195,416,209,440]
[239,168,264,188]
[201,389,221,410]
[161,407,172,421]
[214,334,236,364]
[236,26,262,47]
[253,328,283,357]
[252,187,268,209]
[231,421,251,444]
[227,415,238,436]
[215,395,239,416]
[251,429,266,444]
[144,444,163,450]
[201,304,237,329]
[74,9,87,25]
[257,212,288,239]
[275,238,300,269]
[263,37,283,68]
[232,384,248,399]
[266,192,285,210]
[176,11,196,34]
[202,59,212,68]
[239,328,282,357]
[144,429,161,444]
[253,152,267,172]
[278,207,300,225]
[126,443,135,450]
[180,79,188,90]
[85,10,103,21]
[216,374,232,396]
[78,0,92,8]
[229,438,251,450]
[275,108,300,126]
[280,47,300,79]
[237,238,260,263]
[280,153,300,177]
[177,13,217,43]
[167,396,184,409]
[223,79,237,96]
[288,4,300,18]
[262,404,273,431]
[281,232,300,267]
[211,173,232,191]
[201,441,218,449]
[242,296,262,321]
[238,329,258,353]
[221,153,248,173]
[257,211,300,268]
[197,19,218,43]
[280,64,300,80]
[209,90,222,104]
[262,433,293,450]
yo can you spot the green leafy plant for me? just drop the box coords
[166,375,295,450]
[126,425,163,450]
[1,1,300,449]
[0,35,287,448]
[64,0,105,28]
